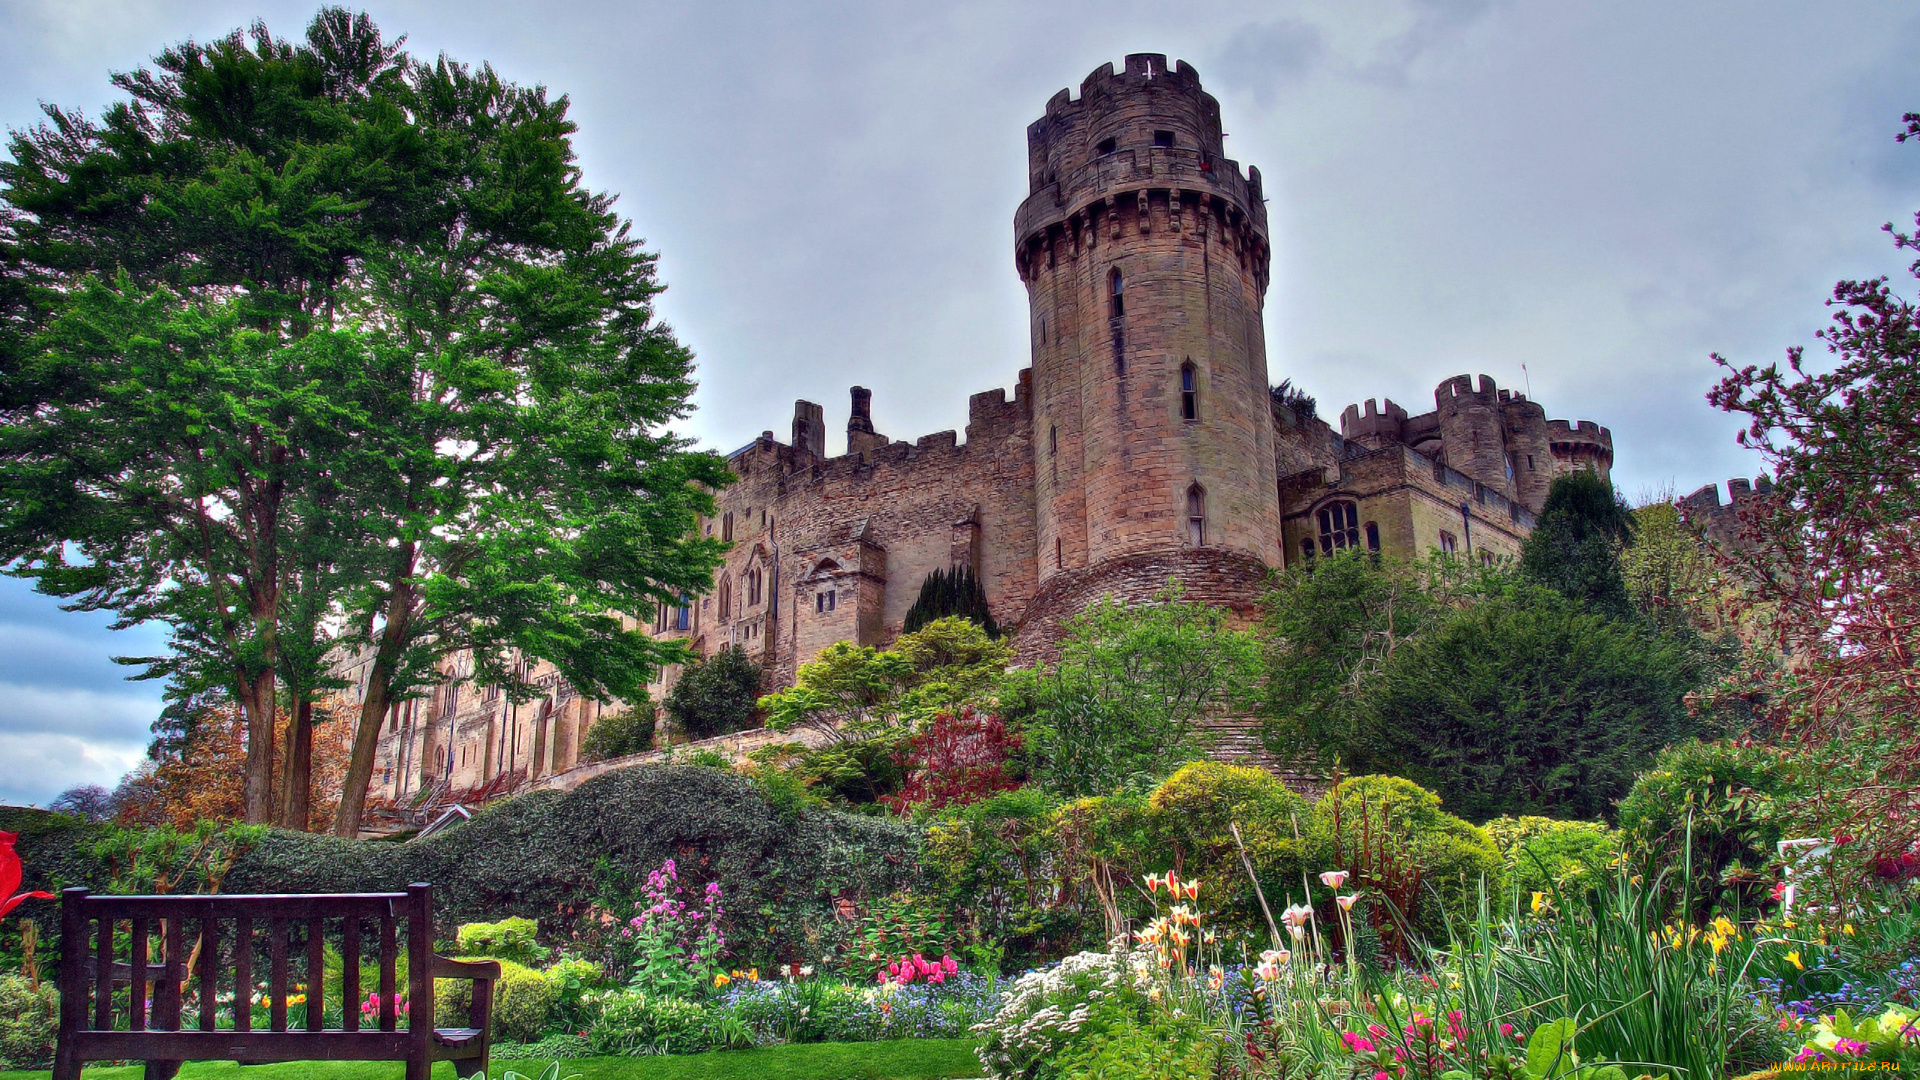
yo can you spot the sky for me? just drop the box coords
[1,0,1916,806]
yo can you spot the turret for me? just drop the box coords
[1018,55,1280,581]
[1339,398,1409,450]
[1498,389,1553,512]
[1546,419,1614,483]
[1434,374,1514,499]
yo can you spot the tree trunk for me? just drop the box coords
[334,576,414,838]
[239,669,278,825]
[277,699,313,830]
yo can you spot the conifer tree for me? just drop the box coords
[901,566,999,637]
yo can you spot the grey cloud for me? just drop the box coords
[1212,19,1327,104]
[0,729,147,808]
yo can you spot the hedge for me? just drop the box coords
[2,764,923,967]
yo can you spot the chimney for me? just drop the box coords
[847,386,887,455]
[791,400,824,458]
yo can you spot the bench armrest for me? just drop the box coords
[429,956,502,982]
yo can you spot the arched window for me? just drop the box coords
[1317,500,1361,554]
[718,577,732,620]
[721,512,734,542]
[746,567,762,607]
[1109,268,1124,319]
[1180,362,1198,421]
[1186,484,1207,546]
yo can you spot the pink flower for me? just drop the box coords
[1341,1031,1377,1054]
[942,955,958,974]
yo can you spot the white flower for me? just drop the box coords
[1319,870,1350,889]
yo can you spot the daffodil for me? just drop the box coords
[1786,950,1804,971]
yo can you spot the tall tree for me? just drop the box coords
[0,10,729,832]
[1519,469,1637,614]
[1704,111,1920,869]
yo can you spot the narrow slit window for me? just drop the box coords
[1186,484,1207,547]
[1109,268,1124,319]
[1056,537,1063,568]
[721,512,734,542]
[1365,522,1380,552]
[1180,362,1198,421]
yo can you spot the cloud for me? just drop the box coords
[1212,18,1327,104]
[0,729,147,808]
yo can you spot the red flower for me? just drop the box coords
[0,830,55,921]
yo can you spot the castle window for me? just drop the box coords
[1300,539,1316,561]
[1153,130,1175,148]
[1097,136,1117,156]
[1317,500,1361,554]
[718,577,732,620]
[1056,537,1063,568]
[1186,484,1207,546]
[1480,550,1495,568]
[747,567,762,607]
[1365,522,1380,553]
[1049,425,1058,484]
[722,512,734,542]
[1038,317,1047,346]
[1180,362,1198,421]
[816,590,836,614]
[1109,268,1124,318]
[1527,454,1535,471]
[674,599,691,632]
[655,601,667,633]
[1439,531,1459,557]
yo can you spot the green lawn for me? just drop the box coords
[0,1039,983,1080]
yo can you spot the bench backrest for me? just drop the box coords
[58,883,436,1038]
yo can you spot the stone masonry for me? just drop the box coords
[357,55,1619,808]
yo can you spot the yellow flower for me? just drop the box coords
[714,972,731,987]
[1785,950,1804,971]
[1531,891,1548,914]
[1844,924,1856,936]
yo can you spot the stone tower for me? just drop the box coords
[1015,55,1281,599]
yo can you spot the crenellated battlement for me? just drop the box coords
[1339,397,1409,445]
[1680,475,1773,513]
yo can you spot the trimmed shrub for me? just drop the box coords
[493,962,556,1043]
[544,957,609,1031]
[580,703,657,762]
[1618,738,1807,912]
[456,916,546,966]
[663,646,763,739]
[585,991,712,1055]
[0,974,58,1070]
[1311,775,1502,941]
[1144,761,1311,936]
[1483,816,1619,898]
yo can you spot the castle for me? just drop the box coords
[349,55,1615,808]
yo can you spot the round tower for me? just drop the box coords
[1498,390,1553,513]
[1433,374,1514,499]
[1016,54,1280,590]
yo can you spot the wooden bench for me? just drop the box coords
[54,883,500,1080]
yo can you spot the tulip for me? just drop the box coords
[1336,894,1359,911]
[1319,870,1350,889]
[1281,903,1313,927]
[0,831,52,923]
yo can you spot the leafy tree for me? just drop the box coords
[0,10,728,833]
[580,703,658,763]
[1701,112,1920,875]
[901,566,999,637]
[1621,499,1734,638]
[884,706,1023,814]
[1352,582,1700,821]
[662,646,762,740]
[1519,470,1636,614]
[1261,554,1707,821]
[1007,590,1261,798]
[761,617,1010,743]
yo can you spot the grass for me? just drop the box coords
[0,1039,984,1080]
